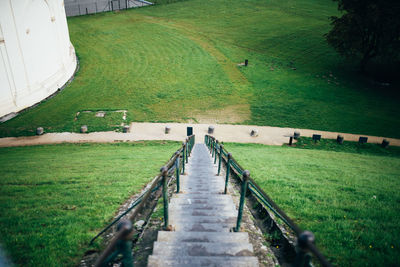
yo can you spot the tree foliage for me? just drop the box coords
[326,0,400,72]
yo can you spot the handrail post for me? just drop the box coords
[161,166,169,229]
[185,138,189,163]
[217,144,223,175]
[224,153,232,194]
[175,152,180,193]
[181,142,185,174]
[235,170,250,232]
[294,231,315,267]
[214,140,218,164]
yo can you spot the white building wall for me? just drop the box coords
[0,0,77,118]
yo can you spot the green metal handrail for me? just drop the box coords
[94,135,195,267]
[204,134,332,267]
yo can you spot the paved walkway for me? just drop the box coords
[0,122,399,147]
[148,144,259,266]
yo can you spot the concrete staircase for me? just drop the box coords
[148,144,259,267]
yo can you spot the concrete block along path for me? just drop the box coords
[0,122,399,147]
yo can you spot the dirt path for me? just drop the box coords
[0,122,399,147]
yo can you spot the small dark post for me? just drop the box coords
[36,127,44,135]
[161,166,169,229]
[181,142,185,174]
[337,134,344,144]
[217,144,223,175]
[185,139,189,163]
[294,231,315,267]
[224,153,232,194]
[235,170,250,232]
[111,0,114,11]
[312,134,321,143]
[294,131,300,140]
[86,7,88,15]
[208,126,215,134]
[381,139,390,148]
[289,136,293,146]
[211,139,215,157]
[175,152,180,193]
[245,59,248,66]
[214,141,218,164]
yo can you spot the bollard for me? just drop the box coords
[123,125,130,133]
[294,231,315,267]
[245,59,248,66]
[224,153,232,194]
[381,139,389,148]
[36,127,44,135]
[337,134,344,144]
[175,152,180,193]
[165,126,171,134]
[160,166,169,229]
[208,126,215,134]
[217,144,223,175]
[250,129,258,137]
[235,170,250,232]
[294,131,300,140]
[80,125,88,133]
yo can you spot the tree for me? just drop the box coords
[326,0,400,73]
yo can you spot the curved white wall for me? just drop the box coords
[0,0,77,118]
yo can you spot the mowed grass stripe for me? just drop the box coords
[0,141,179,266]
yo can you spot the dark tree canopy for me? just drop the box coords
[326,0,400,72]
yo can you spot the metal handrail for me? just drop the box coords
[204,134,332,267]
[94,135,195,267]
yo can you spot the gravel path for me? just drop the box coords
[0,122,398,147]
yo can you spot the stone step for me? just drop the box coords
[152,241,253,257]
[170,198,234,205]
[171,194,232,200]
[147,255,259,267]
[169,203,236,211]
[169,209,237,217]
[156,231,249,243]
[170,216,236,225]
[173,222,232,232]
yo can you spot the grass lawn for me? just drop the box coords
[1,0,399,138]
[0,141,179,266]
[225,142,400,267]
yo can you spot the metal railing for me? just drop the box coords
[93,135,195,267]
[204,134,333,267]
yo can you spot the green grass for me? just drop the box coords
[1,0,399,138]
[0,141,179,266]
[225,142,400,266]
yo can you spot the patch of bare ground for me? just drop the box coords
[190,104,251,124]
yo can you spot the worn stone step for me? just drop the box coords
[170,198,234,205]
[169,209,237,217]
[152,242,253,256]
[156,231,249,243]
[172,194,232,200]
[170,216,236,224]
[147,255,259,267]
[173,222,232,232]
[169,203,236,211]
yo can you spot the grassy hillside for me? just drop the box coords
[0,141,179,266]
[225,142,400,267]
[1,0,399,137]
